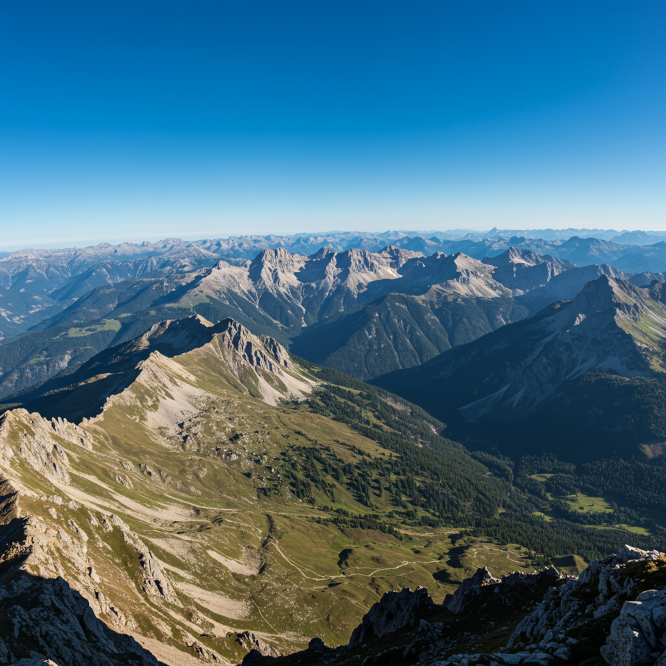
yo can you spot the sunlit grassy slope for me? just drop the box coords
[0,323,541,665]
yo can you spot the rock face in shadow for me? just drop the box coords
[0,572,160,666]
[442,565,500,613]
[348,586,435,647]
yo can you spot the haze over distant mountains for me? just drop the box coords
[3,230,666,402]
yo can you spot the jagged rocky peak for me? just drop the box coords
[138,313,216,352]
[213,257,251,270]
[137,314,291,371]
[374,244,423,263]
[392,251,511,298]
[488,246,550,267]
[558,273,666,341]
[308,245,336,259]
[572,273,649,315]
[248,247,308,283]
[13,314,306,423]
[382,271,666,423]
[491,246,573,269]
[245,245,421,285]
[481,247,575,296]
[213,317,293,372]
[441,565,501,612]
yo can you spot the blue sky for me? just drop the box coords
[1,1,665,248]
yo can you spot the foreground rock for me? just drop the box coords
[258,545,666,666]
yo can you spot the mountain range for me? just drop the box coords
[0,315,548,664]
[5,231,666,664]
[1,310,666,664]
[376,274,666,461]
[4,241,666,402]
[4,231,666,343]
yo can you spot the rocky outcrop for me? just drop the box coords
[18,314,313,422]
[232,630,280,665]
[121,528,178,604]
[601,589,666,665]
[215,318,290,374]
[281,545,666,666]
[349,586,435,647]
[443,566,562,615]
[0,410,96,488]
[443,566,500,612]
[506,545,661,660]
[260,336,291,368]
[234,630,279,657]
[0,410,72,484]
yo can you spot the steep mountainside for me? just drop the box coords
[15,316,306,422]
[0,248,527,396]
[611,241,666,273]
[0,250,217,341]
[34,274,201,331]
[0,288,68,341]
[196,251,529,381]
[482,247,574,296]
[0,246,218,296]
[376,276,666,458]
[3,241,666,401]
[292,293,526,381]
[513,264,633,315]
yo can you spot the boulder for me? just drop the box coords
[443,566,501,613]
[349,586,435,646]
[601,589,666,665]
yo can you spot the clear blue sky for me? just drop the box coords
[1,1,665,247]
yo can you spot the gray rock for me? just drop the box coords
[601,589,666,665]
[349,586,435,646]
[443,567,501,613]
[0,573,158,665]
[614,545,662,565]
[235,631,279,658]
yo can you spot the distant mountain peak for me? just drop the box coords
[573,274,645,315]
[378,273,666,422]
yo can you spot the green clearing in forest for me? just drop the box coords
[59,318,121,337]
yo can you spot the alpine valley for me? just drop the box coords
[3,231,666,666]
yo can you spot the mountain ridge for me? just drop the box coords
[376,275,666,421]
[11,315,308,423]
